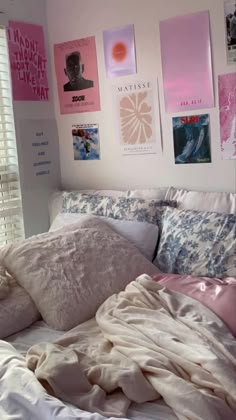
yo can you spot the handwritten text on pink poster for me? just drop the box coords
[7,21,49,101]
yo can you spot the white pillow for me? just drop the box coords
[1,217,157,330]
[165,187,236,214]
[50,213,159,261]
[127,188,167,199]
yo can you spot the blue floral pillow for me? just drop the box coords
[62,192,177,225]
[154,207,236,278]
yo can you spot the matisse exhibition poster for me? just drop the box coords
[54,36,100,114]
[7,21,49,101]
[113,79,162,156]
[160,11,214,112]
[103,24,137,78]
[218,73,236,160]
[172,114,211,164]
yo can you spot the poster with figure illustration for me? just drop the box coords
[7,21,49,101]
[72,124,100,160]
[54,36,100,114]
[113,79,162,156]
[172,114,211,164]
[218,73,236,160]
[224,1,236,64]
[103,24,136,78]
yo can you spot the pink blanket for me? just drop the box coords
[152,273,236,337]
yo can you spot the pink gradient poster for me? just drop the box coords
[160,11,214,113]
[54,36,100,114]
[103,24,136,78]
[218,73,236,160]
[7,21,49,101]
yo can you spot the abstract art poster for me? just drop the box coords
[72,124,100,160]
[172,114,211,164]
[160,11,214,112]
[218,73,236,160]
[7,21,49,101]
[113,80,162,156]
[54,37,100,114]
[224,1,236,64]
[103,24,136,78]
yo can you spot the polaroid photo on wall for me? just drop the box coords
[72,124,100,161]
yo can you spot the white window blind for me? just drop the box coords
[0,26,24,246]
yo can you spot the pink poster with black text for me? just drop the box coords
[7,21,49,101]
[160,11,214,113]
[218,73,236,160]
[54,36,100,114]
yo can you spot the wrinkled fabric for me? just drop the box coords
[152,273,236,337]
[27,275,236,420]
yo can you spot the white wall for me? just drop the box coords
[1,0,61,236]
[48,0,235,193]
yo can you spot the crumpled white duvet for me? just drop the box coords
[1,275,236,420]
[0,341,177,420]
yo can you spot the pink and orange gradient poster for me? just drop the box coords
[54,36,100,114]
[160,11,214,113]
[7,21,49,101]
[103,24,137,78]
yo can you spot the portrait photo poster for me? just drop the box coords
[7,21,49,101]
[160,11,214,112]
[224,1,236,64]
[172,114,211,164]
[113,79,162,156]
[54,36,100,114]
[103,24,137,78]
[72,124,100,161]
[218,73,236,160]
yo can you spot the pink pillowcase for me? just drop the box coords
[152,273,236,337]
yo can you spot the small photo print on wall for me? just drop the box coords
[224,1,236,64]
[103,24,136,78]
[172,114,211,164]
[113,79,162,156]
[72,124,100,161]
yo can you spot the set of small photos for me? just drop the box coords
[51,3,235,163]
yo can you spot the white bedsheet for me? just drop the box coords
[4,320,177,420]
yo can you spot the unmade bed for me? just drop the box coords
[0,187,235,420]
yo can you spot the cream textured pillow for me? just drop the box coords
[0,275,40,339]
[50,213,159,261]
[0,217,157,330]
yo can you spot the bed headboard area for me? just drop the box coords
[48,186,236,225]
